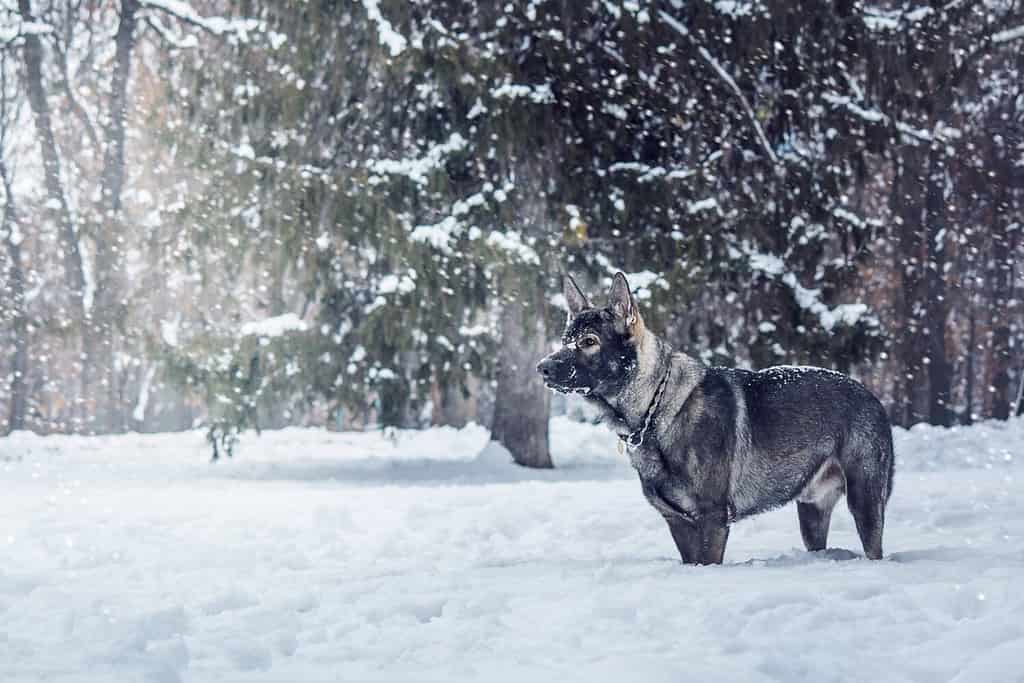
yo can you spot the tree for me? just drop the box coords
[0,46,27,433]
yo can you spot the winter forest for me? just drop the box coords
[1,0,1023,464]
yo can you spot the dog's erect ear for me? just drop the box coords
[608,272,642,336]
[564,274,589,317]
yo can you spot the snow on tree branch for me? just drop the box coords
[822,91,938,143]
[486,231,539,265]
[360,0,407,57]
[138,0,261,41]
[367,133,468,186]
[491,81,555,104]
[991,24,1024,44]
[240,313,308,338]
[145,15,199,49]
[608,162,696,183]
[736,243,875,332]
[0,20,52,46]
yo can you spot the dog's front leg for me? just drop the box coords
[665,509,730,565]
[699,509,730,565]
[666,517,701,564]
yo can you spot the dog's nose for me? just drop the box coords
[537,358,556,378]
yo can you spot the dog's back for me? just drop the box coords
[720,365,893,558]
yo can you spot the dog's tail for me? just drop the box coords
[883,422,895,502]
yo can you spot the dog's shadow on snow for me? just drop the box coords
[731,546,970,567]
[733,548,862,567]
[209,458,634,487]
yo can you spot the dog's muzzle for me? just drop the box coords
[536,356,560,380]
[536,354,591,395]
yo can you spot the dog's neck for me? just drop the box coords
[606,329,675,431]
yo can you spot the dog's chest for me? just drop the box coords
[628,443,702,520]
[627,443,666,479]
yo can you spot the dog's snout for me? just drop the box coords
[537,358,557,378]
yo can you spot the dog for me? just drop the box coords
[536,272,894,564]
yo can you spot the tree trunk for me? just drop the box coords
[101,0,138,217]
[491,280,552,468]
[17,0,86,312]
[88,0,139,432]
[19,0,92,429]
[891,144,928,426]
[924,144,952,426]
[988,197,1013,421]
[1,160,27,433]
[964,302,975,425]
[431,373,478,428]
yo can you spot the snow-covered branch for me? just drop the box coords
[138,0,261,41]
[144,15,199,49]
[0,20,53,46]
[360,0,407,57]
[608,162,696,183]
[737,242,875,332]
[991,24,1024,44]
[367,133,468,187]
[822,91,937,143]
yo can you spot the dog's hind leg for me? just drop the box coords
[796,458,845,552]
[797,502,835,552]
[843,446,889,560]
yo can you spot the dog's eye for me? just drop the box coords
[579,336,599,349]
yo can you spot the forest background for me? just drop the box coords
[1,0,1023,465]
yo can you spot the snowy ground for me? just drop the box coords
[2,416,1023,683]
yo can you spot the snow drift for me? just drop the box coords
[1,417,1022,681]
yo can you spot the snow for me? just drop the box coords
[378,273,416,295]
[592,255,670,301]
[160,317,180,347]
[239,313,308,338]
[822,91,886,124]
[687,197,719,215]
[486,230,540,265]
[781,272,871,331]
[608,162,686,183]
[359,0,408,57]
[491,81,555,104]
[992,24,1024,44]
[2,416,1023,681]
[739,243,873,332]
[410,215,460,251]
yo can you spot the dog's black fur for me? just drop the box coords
[538,273,894,564]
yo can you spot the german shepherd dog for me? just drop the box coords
[537,273,894,565]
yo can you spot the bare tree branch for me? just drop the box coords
[52,37,100,151]
[658,9,779,166]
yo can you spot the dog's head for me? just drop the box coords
[536,272,645,397]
